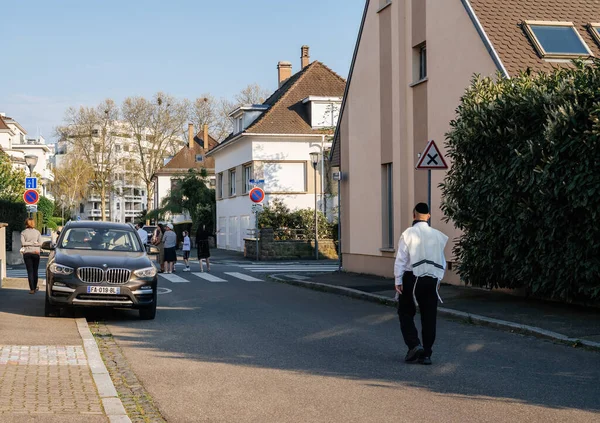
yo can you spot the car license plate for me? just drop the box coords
[87,286,120,295]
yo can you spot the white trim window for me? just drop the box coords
[243,164,252,194]
[229,169,236,196]
[382,163,394,249]
[523,21,593,59]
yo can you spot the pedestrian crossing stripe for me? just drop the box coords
[192,273,227,283]
[238,267,338,273]
[224,272,263,282]
[287,275,310,280]
[159,273,189,283]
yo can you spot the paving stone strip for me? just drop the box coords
[90,321,167,423]
[0,345,103,416]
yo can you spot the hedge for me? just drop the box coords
[0,200,27,252]
[441,60,600,302]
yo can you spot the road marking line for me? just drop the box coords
[225,272,263,282]
[287,274,310,280]
[159,273,189,283]
[192,273,227,283]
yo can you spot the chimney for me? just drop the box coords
[277,61,292,87]
[301,45,310,69]
[188,123,194,149]
[203,124,209,151]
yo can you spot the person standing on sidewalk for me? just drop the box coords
[152,224,165,273]
[195,224,211,272]
[162,223,178,274]
[394,203,448,365]
[21,218,42,294]
[182,231,191,271]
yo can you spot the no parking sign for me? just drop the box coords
[249,187,265,203]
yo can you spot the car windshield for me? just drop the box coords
[60,228,143,252]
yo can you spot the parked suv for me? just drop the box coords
[42,221,159,320]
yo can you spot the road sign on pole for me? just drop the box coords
[26,205,38,213]
[416,140,448,224]
[249,187,265,203]
[415,140,448,170]
[23,189,39,205]
[25,177,38,189]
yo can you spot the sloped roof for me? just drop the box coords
[247,61,346,134]
[470,0,600,76]
[0,115,10,131]
[154,132,218,176]
[216,61,346,151]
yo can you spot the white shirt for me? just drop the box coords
[394,222,448,285]
[183,236,191,251]
[137,228,148,245]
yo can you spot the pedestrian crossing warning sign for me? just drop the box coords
[416,140,448,169]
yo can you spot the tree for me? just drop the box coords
[121,92,188,211]
[57,99,120,221]
[0,150,26,201]
[51,155,94,220]
[149,168,215,231]
[441,60,600,302]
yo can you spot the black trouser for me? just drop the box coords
[397,272,438,357]
[23,253,41,291]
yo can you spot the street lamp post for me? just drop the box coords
[24,155,38,218]
[310,152,319,260]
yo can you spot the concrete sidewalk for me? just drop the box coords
[272,272,600,351]
[0,279,129,422]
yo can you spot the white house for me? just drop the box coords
[152,123,217,224]
[0,113,29,172]
[206,46,346,251]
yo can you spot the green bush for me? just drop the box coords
[441,60,600,302]
[0,199,27,251]
[258,198,334,240]
[37,196,57,229]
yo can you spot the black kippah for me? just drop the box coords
[415,202,429,214]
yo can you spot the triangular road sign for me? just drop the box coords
[416,140,448,169]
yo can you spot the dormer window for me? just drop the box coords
[523,21,593,59]
[302,96,342,129]
[589,23,600,46]
[229,104,270,134]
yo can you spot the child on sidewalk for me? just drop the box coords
[182,231,191,272]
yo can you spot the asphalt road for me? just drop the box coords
[94,261,599,423]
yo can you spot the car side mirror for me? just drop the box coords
[147,245,159,255]
[42,241,55,250]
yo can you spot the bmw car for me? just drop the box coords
[42,221,159,320]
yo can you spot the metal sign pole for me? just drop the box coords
[428,169,431,226]
[255,209,259,261]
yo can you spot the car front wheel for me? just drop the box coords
[139,303,156,320]
[44,294,60,317]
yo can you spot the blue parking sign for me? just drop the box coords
[25,177,37,189]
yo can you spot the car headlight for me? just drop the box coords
[49,263,74,275]
[134,267,157,278]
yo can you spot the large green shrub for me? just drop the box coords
[258,198,334,240]
[0,199,27,251]
[441,60,600,302]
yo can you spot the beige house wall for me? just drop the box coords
[340,0,500,282]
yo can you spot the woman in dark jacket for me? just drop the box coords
[195,224,212,272]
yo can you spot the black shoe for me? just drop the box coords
[404,345,424,363]
[419,356,432,365]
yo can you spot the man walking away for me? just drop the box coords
[394,203,448,365]
[136,223,148,250]
[182,231,191,271]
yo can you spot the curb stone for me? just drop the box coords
[76,318,132,423]
[268,275,600,352]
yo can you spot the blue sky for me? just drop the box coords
[0,0,364,142]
